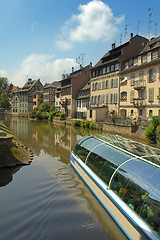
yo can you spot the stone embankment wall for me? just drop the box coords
[0,123,34,168]
[52,118,147,139]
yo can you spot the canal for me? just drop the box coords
[0,116,129,240]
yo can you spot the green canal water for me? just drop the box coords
[0,115,131,240]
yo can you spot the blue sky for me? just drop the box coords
[0,0,160,86]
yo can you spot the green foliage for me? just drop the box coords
[35,110,49,120]
[0,90,10,109]
[39,102,50,112]
[145,124,156,144]
[145,117,160,144]
[73,120,81,126]
[55,112,66,119]
[89,122,96,129]
[82,120,90,128]
[111,113,118,124]
[156,125,160,145]
[50,104,55,112]
[48,111,57,121]
[0,77,8,91]
[30,107,39,119]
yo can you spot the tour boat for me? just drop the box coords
[70,135,160,240]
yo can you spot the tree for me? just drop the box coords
[0,90,11,110]
[39,102,50,112]
[0,77,8,91]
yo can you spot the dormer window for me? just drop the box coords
[134,58,138,66]
[106,66,110,73]
[115,63,120,71]
[151,50,158,60]
[142,54,147,64]
[124,61,128,69]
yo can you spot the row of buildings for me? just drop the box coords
[10,33,160,121]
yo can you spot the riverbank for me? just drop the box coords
[0,122,33,168]
[52,118,147,140]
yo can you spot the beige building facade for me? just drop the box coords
[120,36,160,118]
[89,34,148,121]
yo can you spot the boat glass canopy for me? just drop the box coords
[73,135,160,237]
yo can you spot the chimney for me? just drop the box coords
[130,33,133,39]
[112,43,115,50]
[72,67,74,73]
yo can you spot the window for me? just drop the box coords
[139,109,143,116]
[115,63,120,71]
[95,82,98,90]
[106,80,109,89]
[124,61,128,69]
[98,82,101,90]
[114,93,118,104]
[131,110,134,115]
[103,67,106,74]
[106,94,109,104]
[139,71,144,80]
[100,68,103,75]
[142,54,147,63]
[121,91,127,101]
[101,95,105,104]
[90,110,92,118]
[111,65,114,72]
[149,88,154,102]
[149,110,153,116]
[148,69,156,82]
[92,83,95,91]
[102,81,105,90]
[111,79,114,88]
[107,66,110,73]
[151,50,158,60]
[114,79,118,88]
[134,58,138,66]
[131,73,135,86]
[110,94,114,104]
[92,71,95,77]
[130,90,135,102]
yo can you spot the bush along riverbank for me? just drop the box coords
[30,102,66,121]
[145,117,160,145]
[0,122,33,168]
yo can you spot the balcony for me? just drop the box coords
[133,80,146,90]
[132,98,146,108]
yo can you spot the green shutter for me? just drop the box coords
[153,69,157,81]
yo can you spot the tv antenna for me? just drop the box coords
[81,53,85,67]
[155,22,158,37]
[137,20,141,34]
[148,7,153,39]
[120,34,123,45]
[124,24,130,42]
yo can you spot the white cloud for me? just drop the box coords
[3,54,76,87]
[55,40,73,51]
[0,70,9,78]
[56,0,124,49]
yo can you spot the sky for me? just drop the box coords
[0,0,160,87]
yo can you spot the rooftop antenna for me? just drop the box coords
[137,20,141,34]
[81,53,85,67]
[155,22,158,37]
[120,34,123,45]
[148,7,153,39]
[76,57,80,70]
[124,24,130,42]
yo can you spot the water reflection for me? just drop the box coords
[0,116,129,240]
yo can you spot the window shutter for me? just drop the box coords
[147,71,149,82]
[153,69,157,81]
